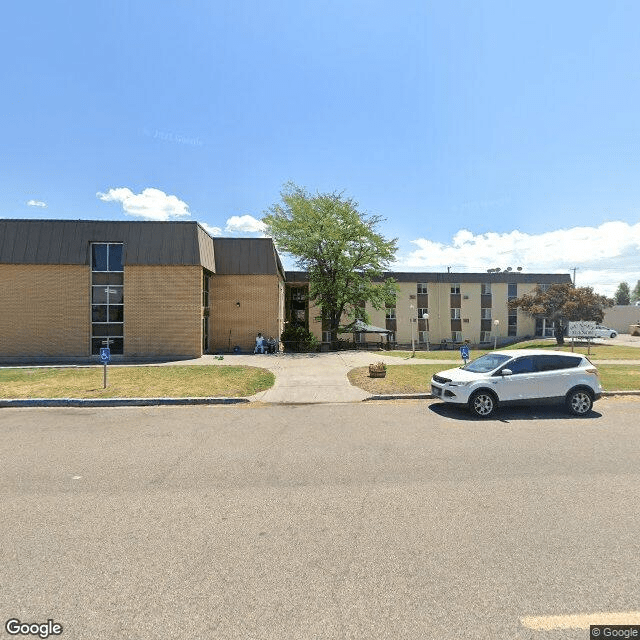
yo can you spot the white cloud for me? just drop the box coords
[224,215,266,235]
[200,222,223,237]
[397,221,640,296]
[27,200,47,208]
[97,187,190,221]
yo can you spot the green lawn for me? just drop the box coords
[348,363,640,395]
[386,339,640,361]
[0,365,275,399]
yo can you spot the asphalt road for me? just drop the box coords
[1,398,639,640]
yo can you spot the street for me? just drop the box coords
[1,399,639,639]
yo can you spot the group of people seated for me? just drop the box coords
[254,333,277,354]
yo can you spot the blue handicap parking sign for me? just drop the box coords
[100,347,111,363]
[460,345,470,360]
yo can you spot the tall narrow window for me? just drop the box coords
[91,243,124,355]
[508,312,518,336]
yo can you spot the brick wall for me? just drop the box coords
[208,275,283,353]
[0,264,90,356]
[125,265,203,357]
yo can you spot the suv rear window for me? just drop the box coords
[535,355,582,371]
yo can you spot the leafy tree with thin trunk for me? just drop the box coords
[509,283,613,345]
[632,280,640,304]
[614,282,631,305]
[263,183,398,346]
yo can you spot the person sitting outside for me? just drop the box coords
[267,336,277,354]
[254,333,265,354]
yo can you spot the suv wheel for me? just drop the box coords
[469,390,497,418]
[610,332,616,338]
[566,388,593,416]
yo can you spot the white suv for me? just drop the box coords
[430,349,602,418]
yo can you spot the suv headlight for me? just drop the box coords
[449,381,471,387]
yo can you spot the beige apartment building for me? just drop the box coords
[286,271,572,348]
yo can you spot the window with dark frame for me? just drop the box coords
[508,311,517,336]
[91,243,124,355]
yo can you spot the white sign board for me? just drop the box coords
[567,321,596,338]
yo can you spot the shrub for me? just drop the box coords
[280,323,320,352]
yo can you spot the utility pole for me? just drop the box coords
[571,267,578,285]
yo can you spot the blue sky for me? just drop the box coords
[2,0,640,295]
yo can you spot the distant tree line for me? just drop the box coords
[614,280,640,305]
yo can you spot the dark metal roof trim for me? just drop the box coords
[285,270,572,284]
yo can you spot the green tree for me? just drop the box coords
[614,282,631,305]
[263,183,398,345]
[510,283,614,345]
[632,280,640,304]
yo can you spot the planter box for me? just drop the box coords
[369,369,386,378]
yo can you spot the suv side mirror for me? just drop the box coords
[501,368,513,376]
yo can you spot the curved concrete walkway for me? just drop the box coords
[166,351,443,403]
[174,351,424,403]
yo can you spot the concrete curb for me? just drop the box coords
[0,397,250,408]
[601,390,640,397]
[1,391,639,409]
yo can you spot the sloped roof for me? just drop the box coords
[351,320,392,334]
[0,219,216,271]
[0,220,285,277]
[212,238,284,277]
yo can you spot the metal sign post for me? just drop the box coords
[460,344,470,364]
[99,344,111,388]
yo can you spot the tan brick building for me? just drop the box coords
[0,220,285,361]
[0,220,572,360]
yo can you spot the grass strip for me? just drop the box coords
[348,364,640,395]
[385,340,640,362]
[0,365,275,399]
